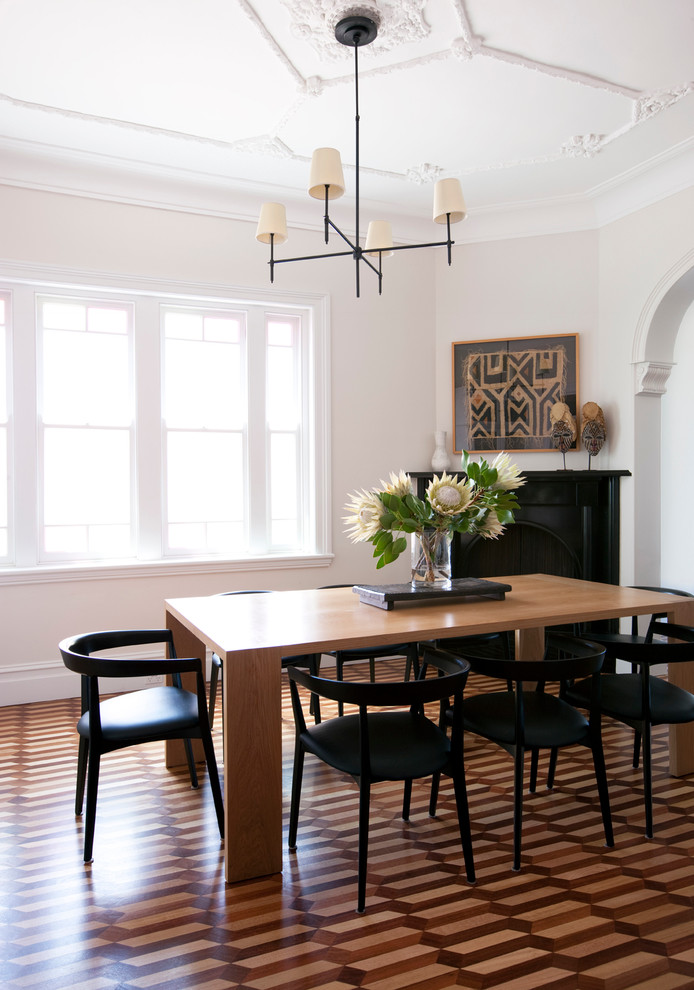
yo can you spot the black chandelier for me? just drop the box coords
[255,12,467,298]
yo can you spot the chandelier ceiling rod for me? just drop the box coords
[255,12,467,298]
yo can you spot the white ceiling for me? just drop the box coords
[0,0,693,241]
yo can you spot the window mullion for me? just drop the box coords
[11,287,38,566]
[136,297,163,559]
[246,307,267,554]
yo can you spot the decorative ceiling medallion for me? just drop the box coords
[406,162,444,184]
[561,134,604,159]
[232,136,294,159]
[283,0,430,60]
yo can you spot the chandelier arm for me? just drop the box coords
[271,248,355,266]
[327,217,358,252]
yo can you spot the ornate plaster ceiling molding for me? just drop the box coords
[282,0,430,60]
[634,361,674,396]
[561,134,604,159]
[406,163,444,185]
[634,86,692,123]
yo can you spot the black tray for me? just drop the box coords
[353,578,512,610]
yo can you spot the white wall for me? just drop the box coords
[0,185,437,703]
[433,229,600,476]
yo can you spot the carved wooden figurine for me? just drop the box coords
[550,401,577,469]
[581,402,606,468]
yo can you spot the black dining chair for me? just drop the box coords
[287,646,475,913]
[585,586,693,668]
[432,633,613,871]
[59,628,224,862]
[207,590,322,726]
[564,620,694,837]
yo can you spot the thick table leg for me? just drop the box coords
[516,625,545,660]
[165,611,206,767]
[223,646,283,882]
[667,600,694,777]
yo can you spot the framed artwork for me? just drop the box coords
[452,333,579,453]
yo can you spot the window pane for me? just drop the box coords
[164,338,242,429]
[270,433,298,546]
[267,320,294,347]
[43,329,130,426]
[164,312,203,340]
[0,326,6,421]
[87,307,128,334]
[204,316,240,343]
[0,427,6,534]
[42,302,86,332]
[44,427,131,528]
[166,431,243,550]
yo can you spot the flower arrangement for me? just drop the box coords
[344,451,525,581]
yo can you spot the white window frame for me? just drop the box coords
[0,263,332,583]
[0,289,12,565]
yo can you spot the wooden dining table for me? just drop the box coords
[165,574,694,883]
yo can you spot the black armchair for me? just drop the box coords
[287,646,475,913]
[59,628,224,862]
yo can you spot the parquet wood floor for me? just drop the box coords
[2,662,694,990]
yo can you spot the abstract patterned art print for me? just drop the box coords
[452,334,579,453]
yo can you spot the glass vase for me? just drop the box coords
[411,529,453,589]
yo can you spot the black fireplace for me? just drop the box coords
[411,469,630,587]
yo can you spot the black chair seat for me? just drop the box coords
[464,692,590,749]
[302,711,450,779]
[77,686,201,743]
[568,673,694,726]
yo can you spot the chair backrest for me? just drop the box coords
[460,633,606,686]
[629,586,694,638]
[59,629,200,679]
[609,621,694,667]
[288,647,468,712]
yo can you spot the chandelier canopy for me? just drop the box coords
[256,10,467,297]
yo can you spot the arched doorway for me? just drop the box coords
[632,251,694,586]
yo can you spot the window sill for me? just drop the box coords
[0,552,334,586]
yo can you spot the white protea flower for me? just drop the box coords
[490,452,526,490]
[343,489,384,542]
[477,511,505,540]
[426,473,473,517]
[380,470,413,498]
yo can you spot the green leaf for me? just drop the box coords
[392,536,408,556]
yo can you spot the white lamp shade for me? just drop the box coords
[364,220,394,257]
[309,148,345,200]
[256,203,288,245]
[433,178,466,224]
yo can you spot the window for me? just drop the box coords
[38,297,133,560]
[0,293,9,562]
[2,272,329,572]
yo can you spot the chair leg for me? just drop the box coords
[308,654,322,724]
[288,742,305,850]
[75,736,89,815]
[200,731,225,839]
[632,730,642,769]
[83,746,101,863]
[335,656,345,717]
[642,724,654,838]
[512,745,524,871]
[357,776,372,914]
[209,655,221,728]
[591,740,614,848]
[529,749,539,793]
[402,779,412,821]
[547,747,558,789]
[184,738,199,789]
[429,772,440,817]
[451,766,476,884]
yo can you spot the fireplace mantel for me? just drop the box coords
[410,469,631,587]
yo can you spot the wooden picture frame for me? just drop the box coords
[452,333,579,453]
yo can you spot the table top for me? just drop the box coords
[165,574,692,659]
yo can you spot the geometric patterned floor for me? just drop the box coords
[2,662,694,990]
